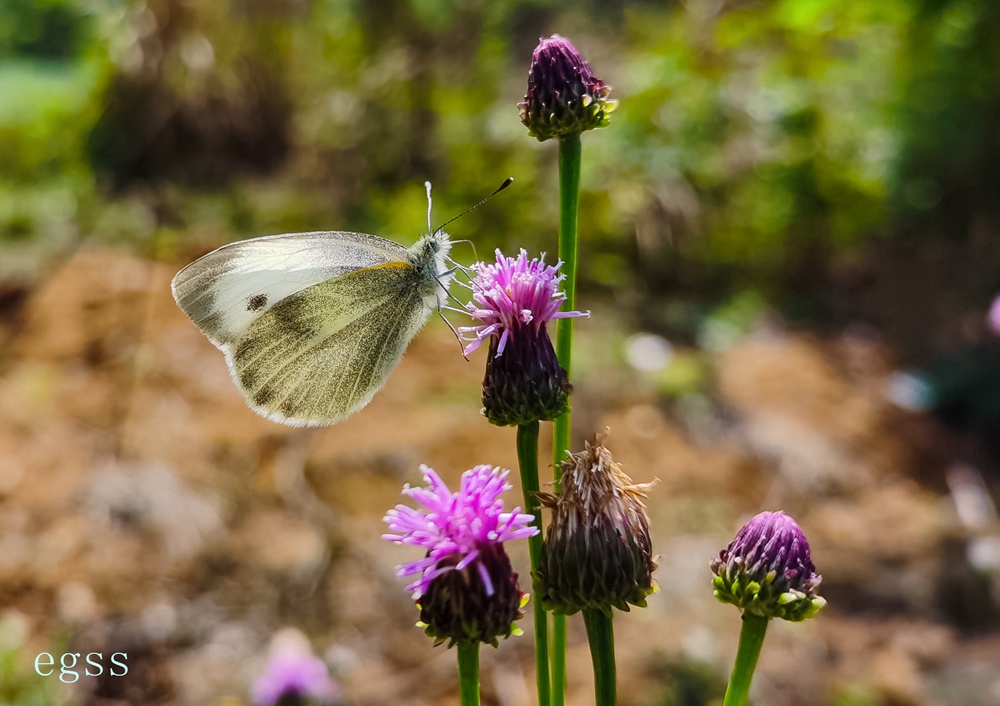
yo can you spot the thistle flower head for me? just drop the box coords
[252,648,338,706]
[383,464,538,646]
[711,511,826,622]
[536,437,657,616]
[459,249,587,426]
[518,34,618,141]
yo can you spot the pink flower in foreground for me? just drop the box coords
[383,465,538,646]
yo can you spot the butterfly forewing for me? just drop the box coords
[171,231,412,346]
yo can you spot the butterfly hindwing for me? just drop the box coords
[225,262,430,426]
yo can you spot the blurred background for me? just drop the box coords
[2,0,1000,704]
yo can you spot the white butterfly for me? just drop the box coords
[171,183,455,427]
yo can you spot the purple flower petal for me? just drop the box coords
[460,249,588,358]
[383,465,539,597]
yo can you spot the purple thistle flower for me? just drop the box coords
[711,511,826,622]
[252,652,339,706]
[518,34,618,141]
[460,249,584,357]
[459,249,588,426]
[383,465,538,646]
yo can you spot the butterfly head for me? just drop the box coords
[412,228,453,308]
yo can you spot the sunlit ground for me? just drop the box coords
[0,247,996,704]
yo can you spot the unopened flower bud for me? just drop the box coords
[536,438,657,615]
[518,35,618,141]
[711,511,826,622]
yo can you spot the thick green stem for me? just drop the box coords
[516,421,550,706]
[552,133,582,484]
[722,613,769,706]
[583,609,617,706]
[457,641,480,706]
[550,126,583,706]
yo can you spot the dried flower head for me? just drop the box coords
[536,437,657,616]
[252,645,338,706]
[711,511,826,622]
[518,34,618,141]
[460,249,587,427]
[383,464,538,646]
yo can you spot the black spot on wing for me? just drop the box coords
[247,293,268,311]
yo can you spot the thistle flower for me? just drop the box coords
[711,511,826,622]
[252,640,339,706]
[383,464,538,647]
[460,249,588,427]
[518,34,618,141]
[536,437,657,616]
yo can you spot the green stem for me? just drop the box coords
[582,609,617,706]
[551,127,582,706]
[516,421,550,706]
[552,614,566,706]
[457,641,480,706]
[552,133,582,483]
[722,614,769,706]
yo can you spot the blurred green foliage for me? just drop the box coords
[894,0,1000,238]
[0,617,67,706]
[1,0,999,332]
[0,0,92,60]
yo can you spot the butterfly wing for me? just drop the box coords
[171,231,411,347]
[172,231,431,426]
[230,262,430,426]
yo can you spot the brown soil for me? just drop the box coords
[1,247,998,706]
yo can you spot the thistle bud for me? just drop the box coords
[383,465,538,647]
[460,249,587,427]
[536,438,657,616]
[711,511,826,622]
[518,35,618,141]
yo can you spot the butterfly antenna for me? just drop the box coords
[432,177,513,234]
[425,181,434,234]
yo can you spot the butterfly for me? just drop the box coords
[171,183,466,427]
